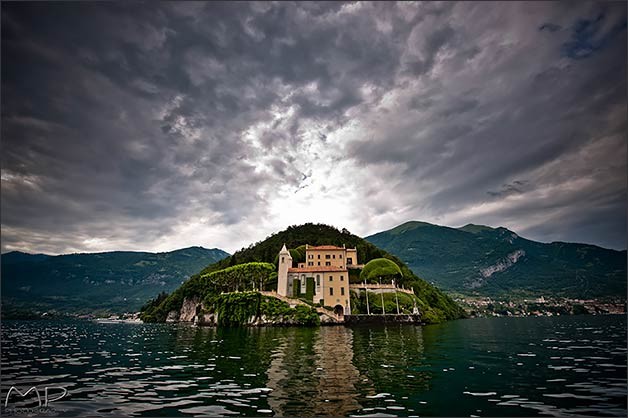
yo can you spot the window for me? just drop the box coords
[347,258,353,265]
[318,262,321,266]
[308,261,313,266]
[318,254,321,259]
[330,288,334,296]
[316,275,320,286]
[281,257,284,263]
[325,261,331,266]
[325,254,331,259]
[340,254,343,259]
[340,275,344,281]
[341,287,345,296]
[329,276,333,282]
[332,254,336,259]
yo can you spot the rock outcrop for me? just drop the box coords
[179,296,200,322]
[479,249,526,278]
[162,293,341,327]
[165,310,179,323]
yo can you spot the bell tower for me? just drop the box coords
[277,244,292,296]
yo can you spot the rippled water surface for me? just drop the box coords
[1,315,626,416]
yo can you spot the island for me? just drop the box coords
[139,223,466,326]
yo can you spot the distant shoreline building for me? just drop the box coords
[277,244,358,316]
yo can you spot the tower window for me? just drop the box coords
[341,288,345,296]
[340,276,344,281]
[330,288,334,296]
[281,257,284,263]
[329,276,333,282]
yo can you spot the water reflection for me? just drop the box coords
[266,327,362,416]
[1,316,625,417]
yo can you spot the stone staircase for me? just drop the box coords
[259,291,343,322]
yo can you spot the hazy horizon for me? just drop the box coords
[2,219,625,256]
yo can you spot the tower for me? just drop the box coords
[277,244,292,296]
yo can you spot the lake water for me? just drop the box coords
[1,315,626,417]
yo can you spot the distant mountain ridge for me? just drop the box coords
[1,246,229,315]
[366,221,626,299]
[1,251,51,264]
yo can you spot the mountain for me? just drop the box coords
[1,251,51,264]
[1,246,229,315]
[145,223,466,323]
[366,221,627,299]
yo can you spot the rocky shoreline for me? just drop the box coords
[164,296,344,326]
[162,295,424,327]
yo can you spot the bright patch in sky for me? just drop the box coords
[1,1,626,254]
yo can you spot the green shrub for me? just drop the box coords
[259,296,319,325]
[289,248,305,265]
[294,305,320,326]
[260,296,293,318]
[142,262,275,322]
[351,291,423,315]
[213,292,261,326]
[360,258,402,283]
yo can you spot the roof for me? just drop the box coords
[288,266,347,273]
[307,245,345,250]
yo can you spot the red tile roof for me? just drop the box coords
[288,266,347,273]
[307,245,345,250]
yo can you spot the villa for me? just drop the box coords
[277,244,359,316]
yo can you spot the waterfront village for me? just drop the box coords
[456,295,626,317]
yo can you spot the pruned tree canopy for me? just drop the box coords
[360,258,402,283]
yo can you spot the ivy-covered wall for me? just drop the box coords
[202,291,320,327]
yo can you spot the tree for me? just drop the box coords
[360,258,402,283]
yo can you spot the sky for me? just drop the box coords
[1,1,626,255]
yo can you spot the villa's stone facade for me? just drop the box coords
[277,244,357,315]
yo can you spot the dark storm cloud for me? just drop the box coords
[487,181,529,198]
[1,1,626,254]
[344,1,626,249]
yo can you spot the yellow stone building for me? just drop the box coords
[277,244,357,315]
